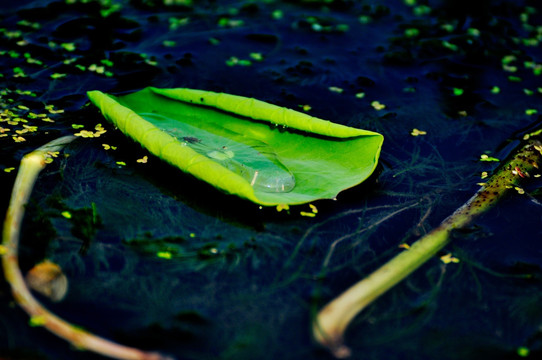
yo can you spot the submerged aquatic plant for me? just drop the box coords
[313,135,542,358]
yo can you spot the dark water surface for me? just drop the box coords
[2,0,542,359]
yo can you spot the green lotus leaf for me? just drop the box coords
[87,87,383,206]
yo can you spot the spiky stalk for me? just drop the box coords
[313,138,542,358]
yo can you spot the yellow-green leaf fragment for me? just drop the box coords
[410,128,427,136]
[480,154,500,162]
[328,86,343,94]
[371,101,386,110]
[157,251,173,259]
[87,87,383,206]
[490,86,501,94]
[355,92,365,98]
[440,253,459,264]
[60,42,76,51]
[404,28,419,37]
[452,87,464,96]
[517,346,530,357]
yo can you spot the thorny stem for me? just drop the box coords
[1,136,174,360]
[313,137,542,358]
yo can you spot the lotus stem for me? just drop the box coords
[1,136,174,360]
[313,137,542,358]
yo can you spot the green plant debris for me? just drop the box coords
[371,100,386,110]
[413,5,431,16]
[226,56,252,66]
[60,43,76,52]
[517,346,530,357]
[102,143,117,150]
[479,154,500,162]
[272,10,283,20]
[441,41,458,52]
[358,15,371,24]
[137,155,148,163]
[404,28,419,37]
[162,40,176,47]
[157,251,173,259]
[218,18,244,28]
[355,92,365,98]
[249,52,264,61]
[50,73,67,80]
[73,124,107,138]
[467,28,480,37]
[410,128,426,136]
[17,20,41,30]
[439,253,459,264]
[169,17,190,30]
[0,93,66,144]
[452,87,464,96]
[208,37,220,45]
[100,59,114,67]
[60,203,102,242]
[13,67,26,77]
